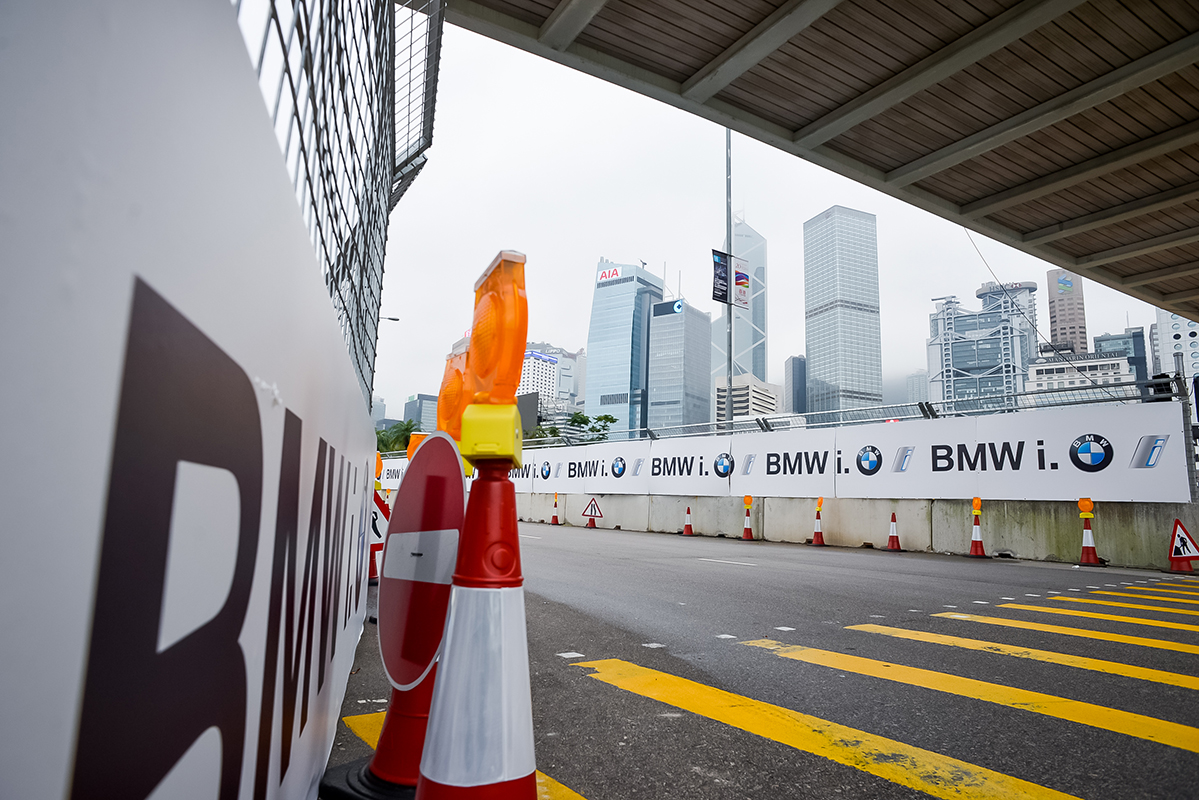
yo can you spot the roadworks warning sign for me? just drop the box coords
[582,497,603,518]
[1170,519,1199,561]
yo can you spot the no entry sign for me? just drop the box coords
[378,432,464,690]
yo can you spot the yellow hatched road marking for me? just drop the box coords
[341,711,586,799]
[848,624,1199,690]
[574,658,1078,800]
[1126,585,1199,597]
[931,612,1199,655]
[999,603,1199,632]
[1053,596,1199,616]
[1091,590,1199,606]
[1151,583,1199,593]
[742,639,1199,753]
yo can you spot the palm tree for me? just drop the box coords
[377,419,420,453]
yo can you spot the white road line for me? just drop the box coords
[1105,584,1118,587]
[556,652,585,659]
[1000,596,1016,600]
[775,626,796,631]
[519,534,542,539]
[1025,594,1041,597]
[1087,585,1101,589]
[972,601,989,604]
[908,609,922,612]
[642,643,665,648]
[943,605,958,608]
[1068,588,1081,591]
[697,557,756,567]
[869,614,885,618]
[948,613,969,619]
[1047,591,1060,594]
[716,634,737,639]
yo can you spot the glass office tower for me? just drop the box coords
[585,258,664,430]
[783,355,806,414]
[803,206,882,412]
[647,299,711,428]
[711,218,768,417]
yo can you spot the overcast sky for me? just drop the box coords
[372,24,1159,415]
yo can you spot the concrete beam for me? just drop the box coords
[889,31,1199,188]
[1075,226,1199,269]
[1120,260,1199,288]
[538,0,608,51]
[792,0,1086,149]
[1023,180,1199,246]
[1160,286,1199,304]
[681,0,842,103]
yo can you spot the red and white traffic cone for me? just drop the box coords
[967,514,988,558]
[682,506,694,536]
[811,508,825,547]
[885,513,902,552]
[1077,517,1103,566]
[585,515,596,528]
[550,495,559,526]
[742,506,753,540]
[369,672,437,786]
[416,460,536,799]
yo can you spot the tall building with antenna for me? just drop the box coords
[1047,268,1088,354]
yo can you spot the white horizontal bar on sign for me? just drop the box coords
[383,530,458,584]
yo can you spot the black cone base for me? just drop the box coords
[319,756,416,800]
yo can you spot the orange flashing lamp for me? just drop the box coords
[437,350,468,441]
[972,497,982,516]
[816,496,823,512]
[465,251,528,406]
[1078,497,1094,519]
[406,433,428,461]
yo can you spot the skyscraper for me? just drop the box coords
[803,206,882,412]
[1093,328,1148,385]
[647,299,711,428]
[585,258,664,430]
[906,370,929,403]
[518,342,586,423]
[783,355,806,414]
[402,394,438,432]
[1150,322,1162,374]
[711,218,768,415]
[927,282,1038,401]
[1047,268,1088,354]
[1155,306,1199,379]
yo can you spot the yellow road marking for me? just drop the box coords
[999,603,1199,632]
[1091,590,1199,606]
[1150,583,1199,593]
[1053,596,1199,616]
[743,639,1199,753]
[1126,585,1199,597]
[341,711,586,799]
[849,624,1199,690]
[931,612,1199,655]
[574,658,1078,800]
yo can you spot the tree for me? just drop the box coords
[567,411,590,429]
[377,419,420,453]
[588,413,618,442]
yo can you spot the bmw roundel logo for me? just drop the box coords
[1070,434,1112,472]
[857,445,882,475]
[611,456,626,478]
[713,452,734,478]
[540,461,551,480]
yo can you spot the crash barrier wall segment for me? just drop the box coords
[509,493,1197,571]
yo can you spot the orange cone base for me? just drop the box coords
[368,675,436,787]
[1077,547,1104,567]
[415,771,536,800]
[320,757,416,800]
[885,537,902,552]
[809,535,825,546]
[585,517,596,528]
[682,525,694,536]
[550,515,559,525]
[966,541,989,558]
[1168,559,1195,574]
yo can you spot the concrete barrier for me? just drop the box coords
[516,492,1196,570]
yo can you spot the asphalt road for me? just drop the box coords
[330,524,1199,799]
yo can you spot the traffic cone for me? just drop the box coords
[1077,518,1103,566]
[416,460,536,799]
[885,513,902,552]
[810,508,825,547]
[550,495,559,526]
[368,669,437,786]
[742,506,753,540]
[682,506,694,536]
[585,515,596,528]
[1170,557,1195,574]
[967,515,988,558]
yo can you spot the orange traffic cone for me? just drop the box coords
[967,499,988,558]
[682,506,694,536]
[585,516,596,528]
[1077,518,1103,566]
[550,494,560,526]
[885,513,902,552]
[416,461,536,799]
[811,508,825,547]
[741,507,753,540]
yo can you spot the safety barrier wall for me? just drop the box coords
[514,493,1197,572]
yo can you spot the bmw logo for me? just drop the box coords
[857,445,882,475]
[1070,434,1112,472]
[713,453,734,478]
[540,461,551,480]
[611,457,626,478]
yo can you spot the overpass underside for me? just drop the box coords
[447,0,1199,318]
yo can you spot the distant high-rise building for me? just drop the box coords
[1047,269,1088,355]
[1155,306,1199,379]
[712,219,768,416]
[402,393,438,433]
[906,370,929,403]
[927,282,1038,402]
[1150,323,1162,374]
[647,299,711,428]
[517,342,586,423]
[1093,328,1147,385]
[804,206,882,412]
[716,375,780,421]
[371,395,387,424]
[585,258,664,430]
[1028,351,1136,390]
[783,355,807,414]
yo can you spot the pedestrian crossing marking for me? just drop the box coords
[1053,596,1199,617]
[341,711,588,799]
[999,603,1199,633]
[1126,585,1199,597]
[849,624,1199,691]
[931,612,1199,655]
[573,658,1078,800]
[1091,590,1199,606]
[743,639,1199,753]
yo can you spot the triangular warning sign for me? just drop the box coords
[1170,519,1199,561]
[581,497,603,518]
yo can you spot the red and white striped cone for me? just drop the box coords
[742,507,754,540]
[1077,518,1103,566]
[682,506,695,536]
[416,461,536,799]
[885,513,902,552]
[550,496,559,526]
[967,514,989,558]
[810,509,826,547]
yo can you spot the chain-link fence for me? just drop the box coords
[233,0,444,404]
